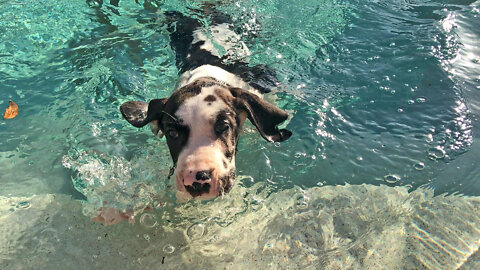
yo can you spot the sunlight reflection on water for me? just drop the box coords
[1,0,480,268]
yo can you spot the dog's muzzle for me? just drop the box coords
[175,167,235,200]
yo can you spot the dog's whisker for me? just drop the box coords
[162,110,178,123]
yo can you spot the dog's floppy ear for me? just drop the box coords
[230,88,292,142]
[120,98,168,128]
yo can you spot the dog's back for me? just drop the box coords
[165,9,280,93]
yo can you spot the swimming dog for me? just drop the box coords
[120,9,292,200]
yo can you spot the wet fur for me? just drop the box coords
[119,3,292,200]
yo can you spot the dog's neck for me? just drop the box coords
[177,65,255,92]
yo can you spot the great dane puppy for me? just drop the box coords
[120,8,292,200]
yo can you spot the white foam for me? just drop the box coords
[2,184,480,269]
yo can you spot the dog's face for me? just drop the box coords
[120,77,291,200]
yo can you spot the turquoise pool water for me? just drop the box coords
[1,0,480,269]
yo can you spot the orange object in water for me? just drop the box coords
[3,101,19,119]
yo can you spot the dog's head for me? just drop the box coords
[120,77,291,200]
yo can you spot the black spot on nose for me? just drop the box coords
[196,170,211,181]
[192,182,203,190]
[185,182,211,197]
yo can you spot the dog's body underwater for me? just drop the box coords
[120,9,292,200]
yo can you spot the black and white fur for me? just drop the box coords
[120,8,292,200]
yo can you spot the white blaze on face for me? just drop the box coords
[174,86,234,199]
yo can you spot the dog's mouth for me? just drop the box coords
[184,181,211,197]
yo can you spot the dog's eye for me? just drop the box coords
[215,121,230,135]
[167,129,179,139]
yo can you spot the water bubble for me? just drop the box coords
[296,83,306,89]
[413,162,425,170]
[416,97,426,103]
[143,234,150,242]
[316,181,325,187]
[250,199,263,211]
[384,174,401,184]
[152,201,163,210]
[187,223,206,240]
[163,244,175,254]
[294,152,305,159]
[209,234,220,243]
[16,89,25,98]
[407,100,415,105]
[140,213,158,228]
[427,147,446,160]
[242,176,254,184]
[89,195,102,209]
[294,194,309,210]
[16,201,31,209]
[426,134,434,143]
[82,207,90,216]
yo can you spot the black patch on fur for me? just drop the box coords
[224,150,234,161]
[230,87,292,142]
[219,169,235,195]
[204,95,217,102]
[163,122,190,163]
[120,99,168,128]
[214,109,238,162]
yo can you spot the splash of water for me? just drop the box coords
[62,149,172,218]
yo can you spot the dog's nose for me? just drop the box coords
[195,170,211,181]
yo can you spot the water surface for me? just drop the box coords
[1,0,480,269]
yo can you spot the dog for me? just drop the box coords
[120,8,292,200]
